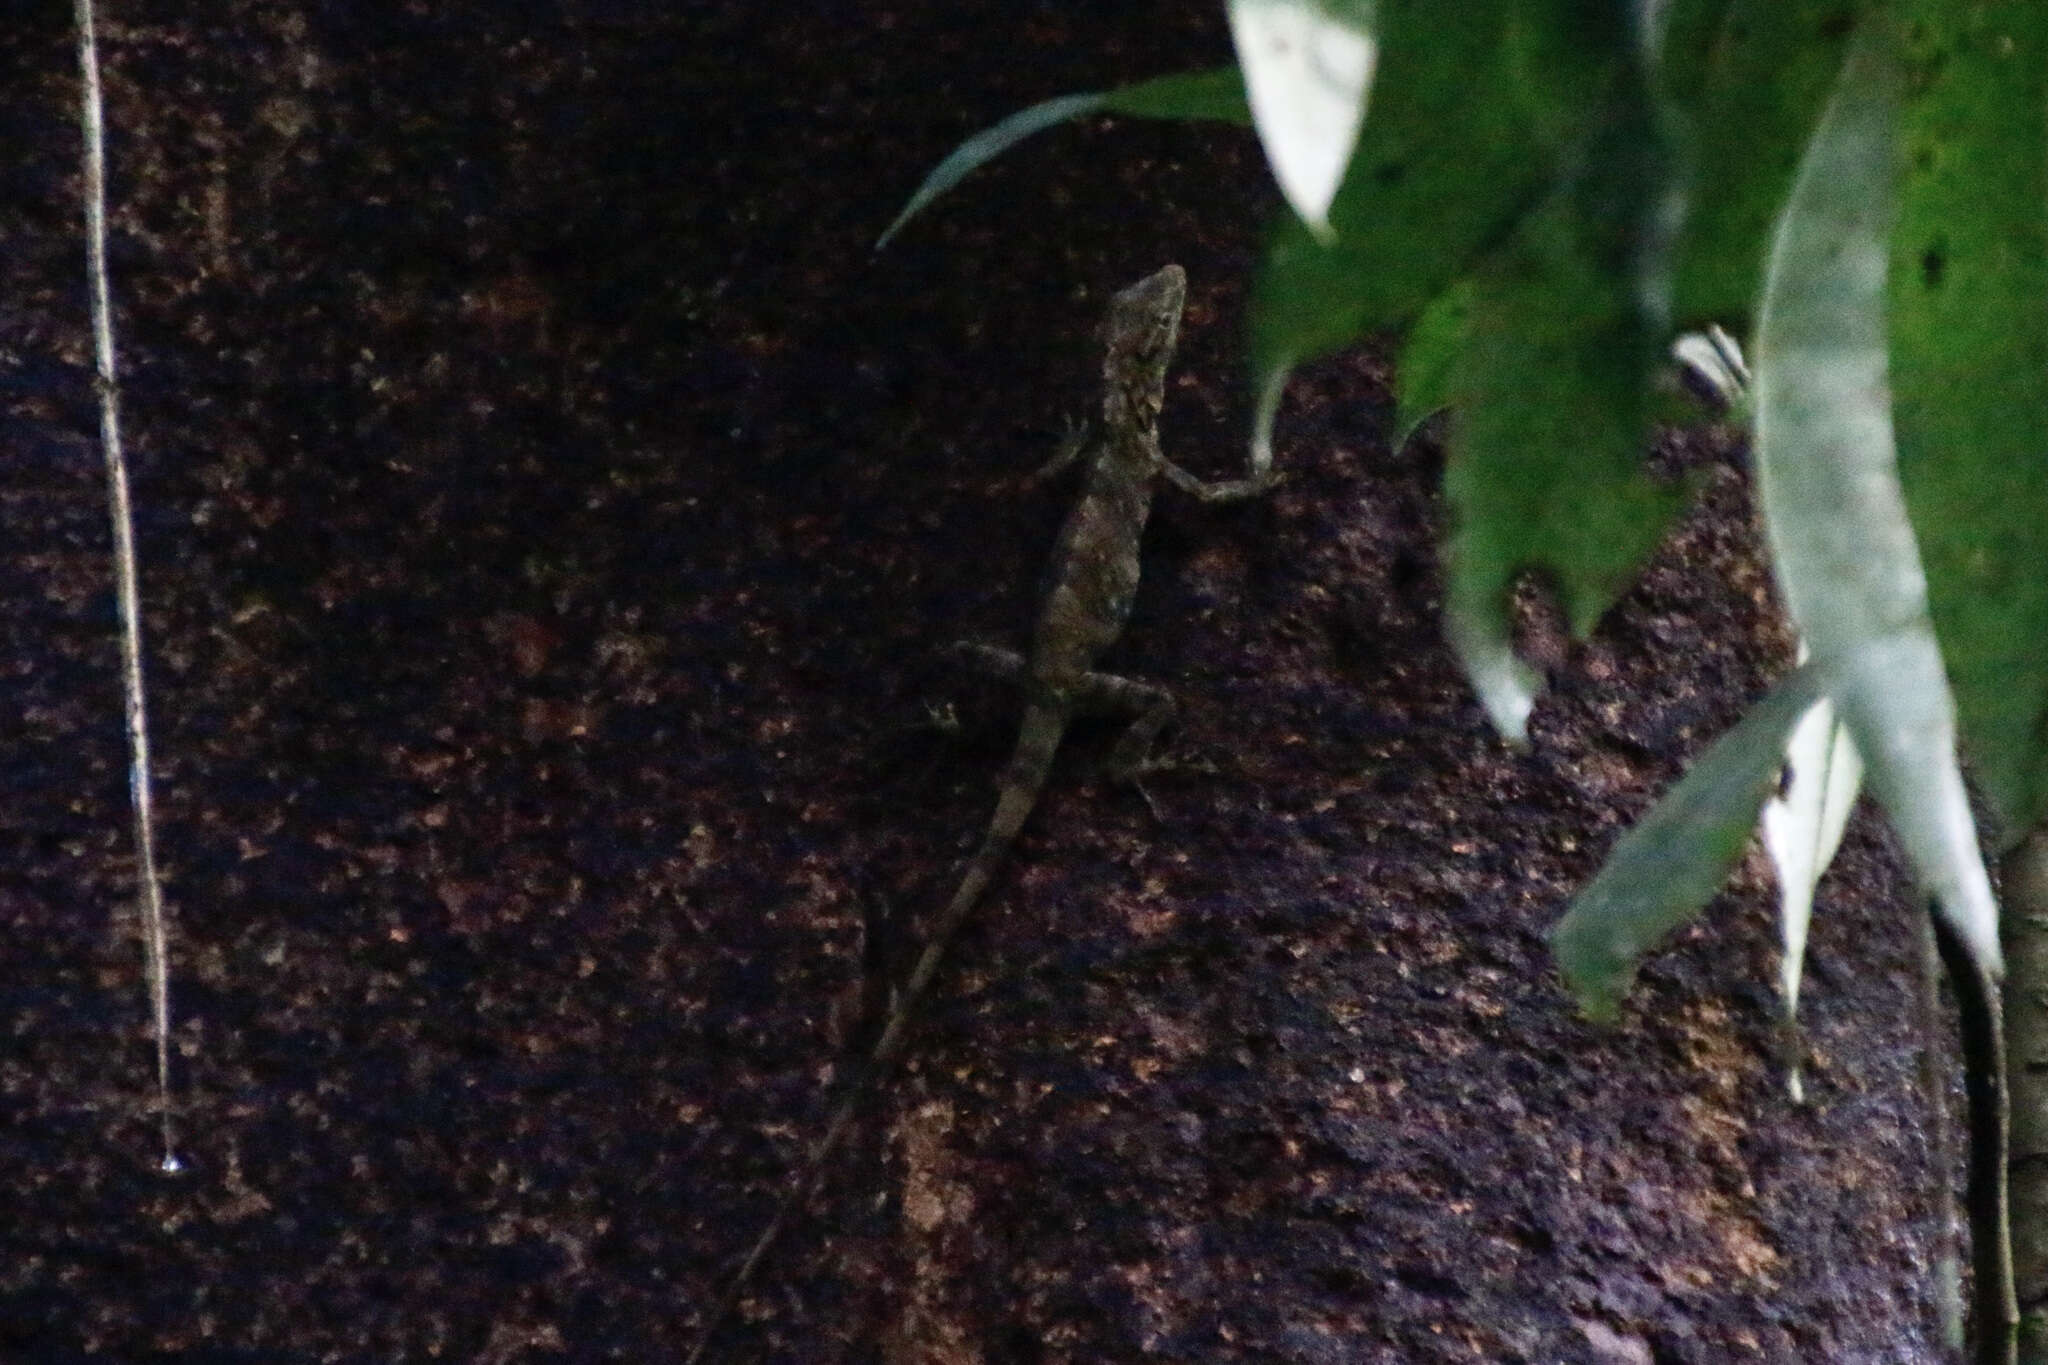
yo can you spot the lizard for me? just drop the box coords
[685,263,1275,1362]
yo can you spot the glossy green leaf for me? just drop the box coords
[874,68,1250,251]
[1653,0,1738,113]
[1442,59,1683,742]
[1250,8,1684,740]
[1391,277,1468,448]
[1667,0,1865,332]
[1889,2,2048,844]
[1247,1,1572,397]
[1752,15,2000,974]
[1552,668,1825,1022]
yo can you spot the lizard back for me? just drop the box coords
[1032,263,1185,681]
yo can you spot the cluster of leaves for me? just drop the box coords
[884,1,2048,1041]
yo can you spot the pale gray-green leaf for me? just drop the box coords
[875,69,1251,251]
[1227,0,1377,237]
[1751,17,2000,975]
[876,93,1105,251]
[1759,679,1862,1101]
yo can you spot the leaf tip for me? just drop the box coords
[1248,358,1291,479]
[1548,917,1628,1024]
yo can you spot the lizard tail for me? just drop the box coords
[874,703,1064,1065]
[683,1092,863,1365]
[685,704,1066,1362]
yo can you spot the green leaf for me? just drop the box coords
[1248,4,1689,580]
[1552,668,1825,1022]
[1391,278,1469,448]
[1752,14,2000,975]
[1441,55,1684,742]
[1246,1,1569,394]
[1247,215,1388,391]
[875,68,1250,251]
[1667,0,1866,332]
[1653,0,1738,114]
[1889,1,2048,843]
[1100,66,1255,123]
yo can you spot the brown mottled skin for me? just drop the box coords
[687,265,1274,1361]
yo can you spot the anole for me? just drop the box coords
[686,264,1274,1361]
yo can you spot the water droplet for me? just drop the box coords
[159,1153,184,1175]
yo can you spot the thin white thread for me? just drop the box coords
[75,0,180,1175]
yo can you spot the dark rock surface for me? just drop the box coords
[3,3,1954,1361]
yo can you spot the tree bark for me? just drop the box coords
[2004,826,2048,1361]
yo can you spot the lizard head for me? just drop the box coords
[1102,264,1186,363]
[1099,264,1186,430]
